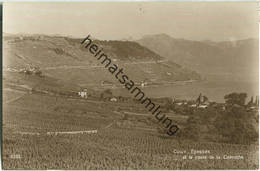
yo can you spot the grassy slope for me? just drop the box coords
[3,90,258,169]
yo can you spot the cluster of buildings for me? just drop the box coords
[19,65,42,76]
[173,93,210,109]
[194,93,210,108]
[173,93,259,112]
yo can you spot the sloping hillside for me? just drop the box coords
[3,34,201,87]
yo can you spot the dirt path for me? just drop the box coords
[123,111,149,116]
[4,94,26,104]
[41,60,167,71]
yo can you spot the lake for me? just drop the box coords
[112,74,259,103]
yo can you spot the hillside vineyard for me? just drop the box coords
[81,35,179,135]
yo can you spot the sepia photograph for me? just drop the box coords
[2,1,259,170]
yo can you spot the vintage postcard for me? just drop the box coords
[2,2,259,170]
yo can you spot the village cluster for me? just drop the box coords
[77,86,259,112]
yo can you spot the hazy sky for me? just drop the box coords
[3,2,259,41]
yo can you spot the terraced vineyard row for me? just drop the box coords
[3,127,258,169]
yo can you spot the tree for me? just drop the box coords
[224,92,247,106]
[214,105,258,144]
[35,70,42,77]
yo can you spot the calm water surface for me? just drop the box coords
[112,76,258,103]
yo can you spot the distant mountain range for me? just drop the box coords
[137,34,258,81]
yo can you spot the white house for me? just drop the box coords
[176,102,183,106]
[189,104,197,108]
[141,81,147,87]
[198,104,208,109]
[110,97,117,102]
[78,89,88,98]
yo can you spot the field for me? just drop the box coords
[3,86,259,170]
